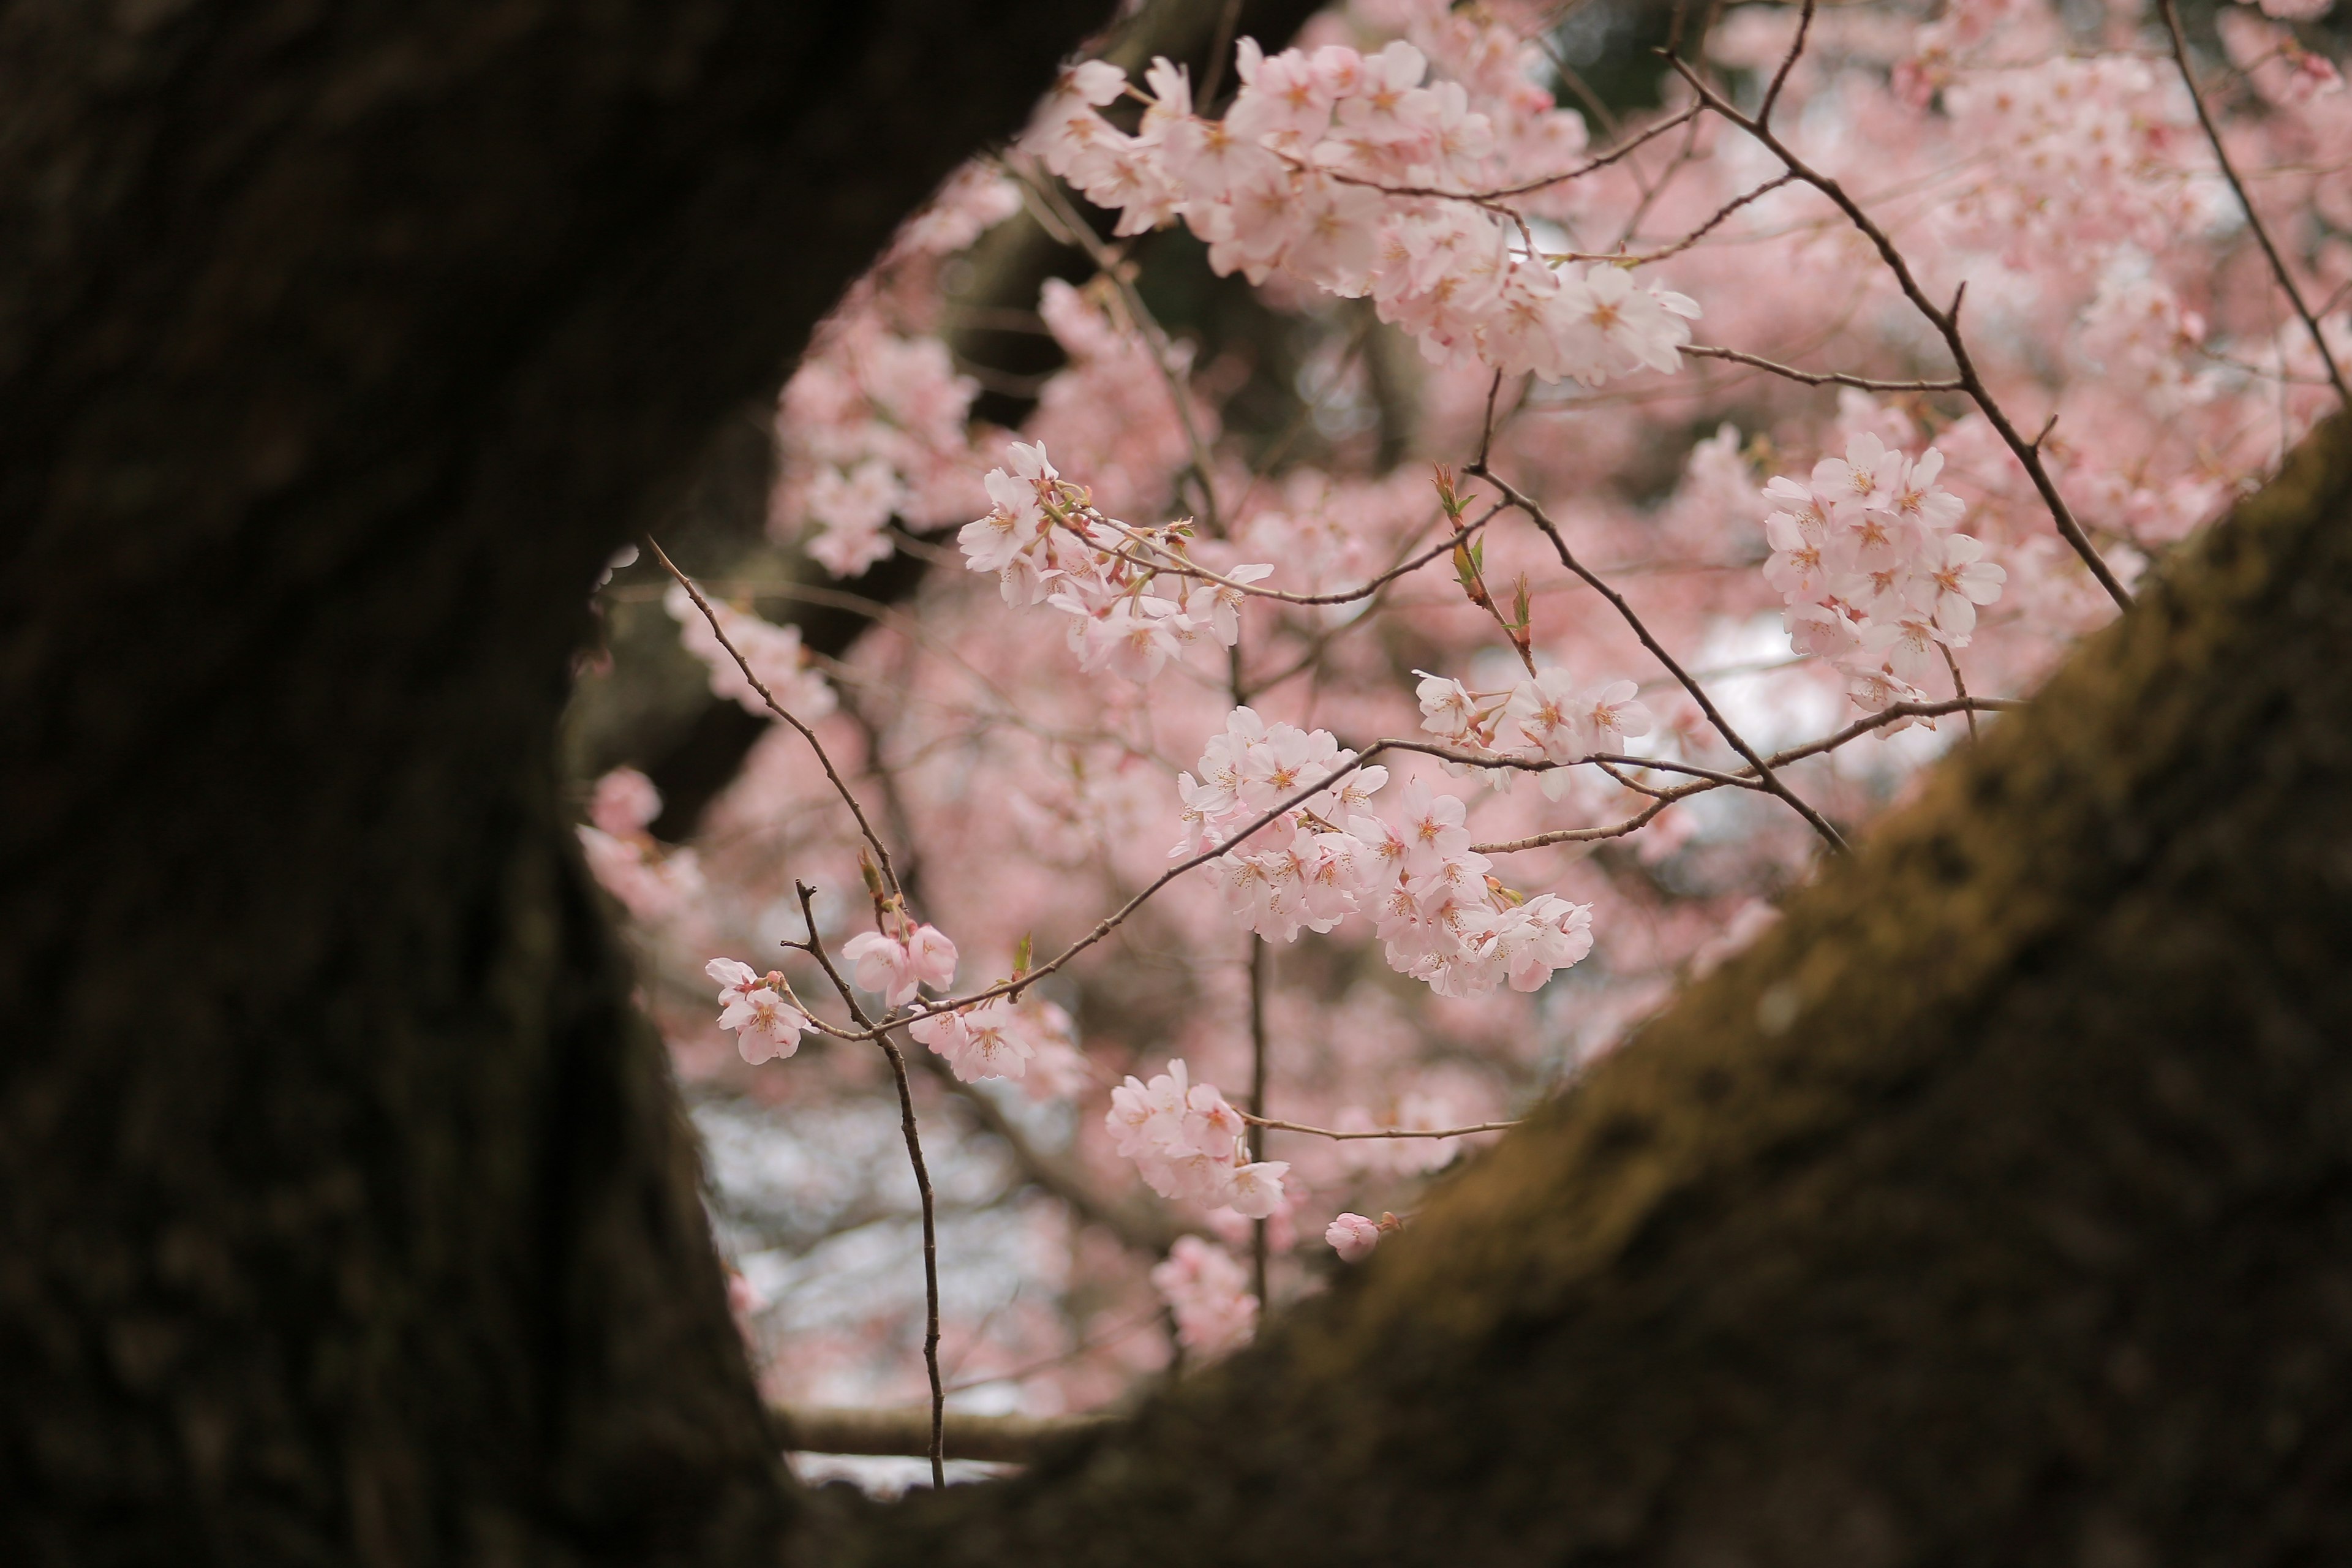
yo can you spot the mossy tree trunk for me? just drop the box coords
[9,5,2352,1566]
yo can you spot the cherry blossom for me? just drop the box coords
[842,924,959,1006]
[1151,1237,1258,1357]
[1325,1212,1384,1262]
[704,957,808,1065]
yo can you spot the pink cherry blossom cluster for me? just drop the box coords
[1414,666,1654,800]
[575,767,706,924]
[2076,270,2214,414]
[767,165,1022,575]
[908,991,1080,1085]
[959,441,1272,680]
[705,957,811,1065]
[1150,1235,1257,1357]
[1169,704,1597,997]
[1937,55,2207,265]
[1762,435,2008,718]
[842,923,958,1005]
[665,583,837,722]
[1026,40,1698,382]
[772,320,985,577]
[1106,1059,1289,1218]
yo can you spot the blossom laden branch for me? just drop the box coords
[1467,462,1854,854]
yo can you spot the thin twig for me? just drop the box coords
[1084,500,1504,606]
[836,693,2016,1031]
[2154,0,2348,405]
[1472,697,2016,852]
[1019,166,1226,533]
[1683,343,1963,393]
[1246,936,1270,1307]
[1240,1112,1519,1140]
[1304,103,1705,205]
[788,881,946,1488]
[649,537,906,902]
[1197,0,1244,107]
[1759,0,1818,127]
[1940,642,1978,741]
[1575,173,1796,267]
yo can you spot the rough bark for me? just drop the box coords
[0,3,1100,1561]
[824,410,2352,1564]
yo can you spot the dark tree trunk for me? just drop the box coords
[10,4,2352,1566]
[0,4,1101,1561]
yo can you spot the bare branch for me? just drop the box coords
[2154,0,2348,405]
[1240,1112,1519,1140]
[648,537,908,902]
[1682,343,1963,394]
[776,1404,1110,1463]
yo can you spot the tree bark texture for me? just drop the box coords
[827,411,2352,1566]
[0,3,1101,1562]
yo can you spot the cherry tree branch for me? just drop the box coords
[1240,1112,1519,1140]
[1316,102,1706,205]
[2154,0,2348,406]
[1682,343,1964,393]
[1471,697,2018,853]
[649,537,908,902]
[776,1404,1110,1463]
[837,695,2015,1035]
[1664,55,2138,611]
[1557,172,1797,266]
[1016,164,1227,533]
[1466,462,1853,854]
[787,880,948,1488]
[1083,499,1505,606]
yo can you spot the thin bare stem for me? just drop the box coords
[1085,501,1504,607]
[1240,1111,1520,1140]
[1759,0,1817,127]
[648,538,905,902]
[840,694,2015,1031]
[1940,642,1978,741]
[1472,696,2016,852]
[1247,935,1270,1307]
[2154,0,2347,405]
[1197,0,1244,107]
[1572,173,1796,267]
[788,881,945,1487]
[1304,103,1704,205]
[1683,343,1963,393]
